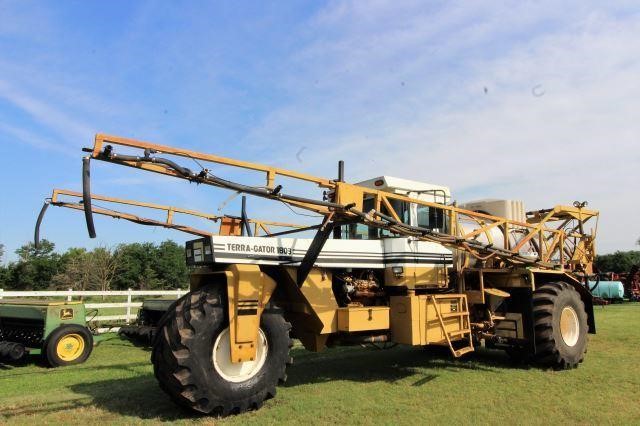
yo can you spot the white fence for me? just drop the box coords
[0,288,187,325]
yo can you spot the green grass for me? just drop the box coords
[1,304,639,425]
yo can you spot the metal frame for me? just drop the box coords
[67,133,603,365]
[90,133,334,189]
[83,134,598,275]
[45,188,305,239]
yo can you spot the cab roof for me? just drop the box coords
[356,176,451,203]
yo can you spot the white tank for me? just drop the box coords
[455,199,537,266]
[459,199,526,223]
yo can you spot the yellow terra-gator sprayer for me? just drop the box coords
[64,134,598,415]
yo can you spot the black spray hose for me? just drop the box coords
[92,146,543,265]
[240,196,252,237]
[97,148,344,210]
[105,152,195,178]
[82,157,97,238]
[34,199,50,248]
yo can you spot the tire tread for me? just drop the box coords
[151,285,291,415]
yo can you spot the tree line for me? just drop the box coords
[594,250,640,274]
[0,240,638,291]
[0,240,189,291]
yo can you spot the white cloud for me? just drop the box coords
[1,1,638,256]
[0,122,76,156]
[247,1,640,253]
[0,79,94,142]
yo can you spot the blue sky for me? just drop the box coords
[1,1,639,262]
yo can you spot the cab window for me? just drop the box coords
[334,197,411,240]
[417,205,448,233]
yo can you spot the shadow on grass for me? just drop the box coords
[0,360,150,378]
[69,374,198,422]
[0,373,193,422]
[282,344,525,388]
[47,344,525,421]
[0,356,45,371]
[101,338,154,351]
[0,398,96,419]
[0,335,146,373]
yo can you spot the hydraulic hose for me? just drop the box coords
[82,157,97,238]
[98,147,344,210]
[34,199,50,248]
[104,152,195,178]
[241,196,252,237]
[92,145,543,266]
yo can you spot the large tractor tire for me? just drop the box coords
[45,324,93,367]
[532,281,588,369]
[152,285,292,416]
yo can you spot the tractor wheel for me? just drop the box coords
[151,285,292,416]
[45,324,93,367]
[533,281,588,369]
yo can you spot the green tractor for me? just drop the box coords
[0,299,94,367]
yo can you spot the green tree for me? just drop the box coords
[2,239,186,291]
[91,246,120,292]
[155,240,189,289]
[595,250,640,274]
[8,240,61,290]
[138,264,161,290]
[112,241,187,290]
[112,242,160,290]
[0,243,6,288]
[16,239,56,261]
[58,247,89,271]
[53,246,120,299]
[52,248,91,291]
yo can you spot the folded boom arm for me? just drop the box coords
[35,188,305,247]
[80,134,599,275]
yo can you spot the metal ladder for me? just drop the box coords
[429,295,474,358]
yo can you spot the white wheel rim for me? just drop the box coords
[560,306,580,347]
[212,327,268,383]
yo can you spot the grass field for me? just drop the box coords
[1,304,638,425]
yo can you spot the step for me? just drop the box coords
[448,328,471,338]
[440,312,469,318]
[454,346,474,357]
